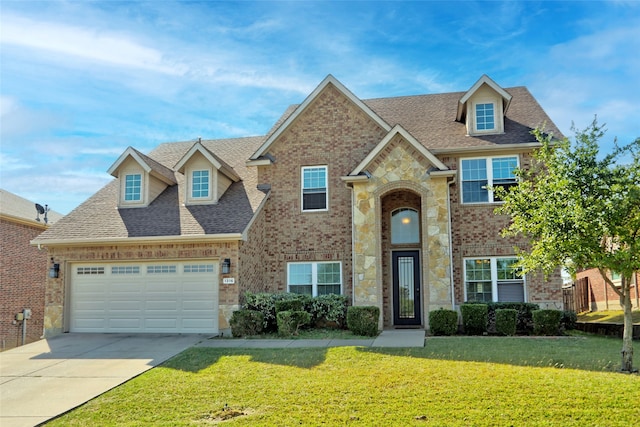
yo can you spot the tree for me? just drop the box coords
[496,118,640,373]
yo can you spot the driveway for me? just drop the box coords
[0,333,208,427]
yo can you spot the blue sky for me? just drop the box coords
[1,1,638,215]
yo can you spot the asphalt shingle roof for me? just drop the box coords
[34,84,560,243]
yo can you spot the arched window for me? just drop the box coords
[391,208,419,244]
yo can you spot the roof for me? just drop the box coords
[33,137,267,244]
[0,189,64,227]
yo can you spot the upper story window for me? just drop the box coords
[391,208,419,244]
[475,103,495,131]
[465,257,524,302]
[461,156,518,203]
[191,170,210,198]
[288,261,342,296]
[124,174,142,201]
[302,166,328,211]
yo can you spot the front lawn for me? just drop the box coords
[578,310,640,324]
[47,335,638,426]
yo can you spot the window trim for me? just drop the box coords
[475,102,495,132]
[287,261,342,296]
[460,155,519,204]
[463,256,526,303]
[301,165,328,212]
[124,173,142,203]
[191,169,211,199]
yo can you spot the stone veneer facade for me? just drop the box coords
[350,134,453,328]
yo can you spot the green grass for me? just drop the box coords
[578,310,640,324]
[239,327,376,340]
[46,334,638,426]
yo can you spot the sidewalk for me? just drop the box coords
[195,329,426,349]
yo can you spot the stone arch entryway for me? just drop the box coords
[381,189,423,327]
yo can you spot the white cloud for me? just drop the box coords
[1,14,188,75]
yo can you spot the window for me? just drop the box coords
[184,264,214,273]
[111,266,140,275]
[77,267,105,275]
[475,103,495,131]
[461,156,518,203]
[147,265,177,274]
[288,262,341,296]
[124,174,142,201]
[391,208,419,244]
[465,257,524,302]
[191,170,210,198]
[302,166,328,211]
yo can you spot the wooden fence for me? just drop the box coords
[562,277,590,313]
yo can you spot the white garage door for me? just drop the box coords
[70,261,218,333]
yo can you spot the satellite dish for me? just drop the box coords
[35,203,45,214]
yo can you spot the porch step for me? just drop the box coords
[372,330,425,347]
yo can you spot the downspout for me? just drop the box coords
[447,177,456,311]
[348,182,356,307]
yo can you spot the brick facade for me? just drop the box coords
[576,269,640,311]
[1,219,48,350]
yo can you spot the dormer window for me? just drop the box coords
[124,174,142,201]
[191,170,210,198]
[475,103,495,131]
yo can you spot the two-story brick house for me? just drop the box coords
[32,74,564,336]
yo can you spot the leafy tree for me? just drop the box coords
[496,118,639,372]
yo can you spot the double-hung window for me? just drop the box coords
[465,257,525,302]
[191,170,210,198]
[461,156,518,203]
[124,174,142,201]
[475,103,495,131]
[302,166,328,211]
[288,262,342,296]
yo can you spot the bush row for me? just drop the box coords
[428,304,577,336]
[230,292,380,337]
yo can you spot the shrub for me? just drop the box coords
[467,302,539,334]
[275,299,304,313]
[560,310,577,331]
[533,309,563,336]
[276,310,311,337]
[244,292,310,332]
[346,306,380,337]
[309,294,349,329]
[495,309,517,336]
[461,304,488,335]
[429,308,459,336]
[229,310,264,337]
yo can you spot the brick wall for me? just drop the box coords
[576,269,640,311]
[1,219,48,350]
[256,84,387,294]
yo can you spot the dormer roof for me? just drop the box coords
[107,147,176,185]
[456,74,512,123]
[174,141,240,182]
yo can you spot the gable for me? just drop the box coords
[455,75,512,136]
[248,75,391,164]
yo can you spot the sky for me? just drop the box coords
[1,1,639,215]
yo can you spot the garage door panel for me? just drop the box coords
[71,261,219,333]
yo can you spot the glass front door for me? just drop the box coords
[392,250,421,326]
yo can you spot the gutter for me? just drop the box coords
[30,233,244,247]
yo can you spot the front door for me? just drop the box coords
[392,251,421,326]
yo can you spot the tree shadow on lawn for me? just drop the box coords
[162,346,331,372]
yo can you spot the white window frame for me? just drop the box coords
[287,261,342,296]
[475,102,495,132]
[463,257,526,303]
[191,169,210,199]
[124,173,142,202]
[301,166,328,212]
[460,155,519,204]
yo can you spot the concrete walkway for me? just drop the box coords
[0,330,424,427]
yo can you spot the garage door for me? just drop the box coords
[70,261,218,333]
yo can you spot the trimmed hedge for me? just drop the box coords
[495,309,517,336]
[244,292,310,332]
[560,310,577,331]
[276,310,311,337]
[229,310,264,337]
[275,299,305,313]
[346,306,380,337]
[533,309,563,336]
[461,304,488,335]
[429,308,459,336]
[309,294,349,329]
[465,301,539,334]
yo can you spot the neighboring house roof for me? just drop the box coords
[32,136,266,245]
[0,189,64,228]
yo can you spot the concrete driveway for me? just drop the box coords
[0,333,207,427]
